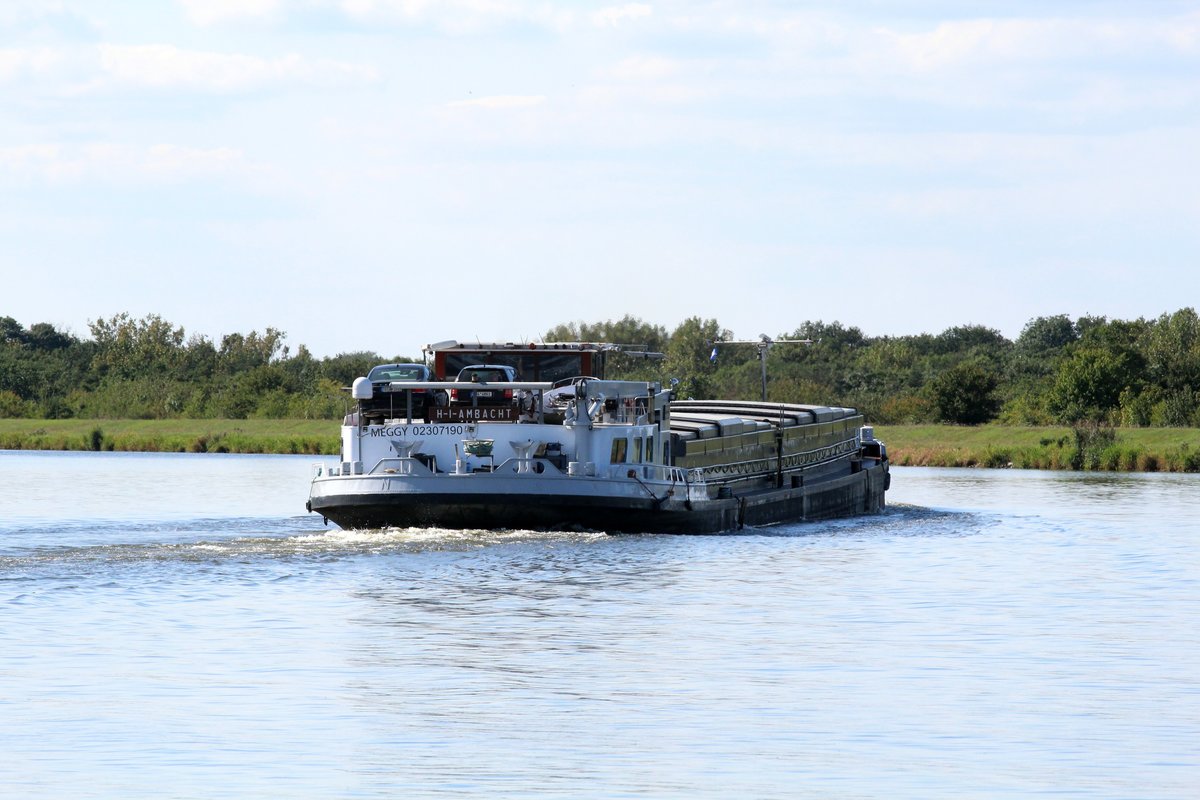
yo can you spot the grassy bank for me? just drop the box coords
[0,419,339,455]
[4,419,1200,472]
[875,425,1200,472]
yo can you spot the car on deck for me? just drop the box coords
[449,364,522,408]
[360,363,446,422]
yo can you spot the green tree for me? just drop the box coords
[0,317,26,346]
[211,365,293,419]
[665,317,730,399]
[0,389,32,418]
[26,323,75,351]
[933,324,1008,356]
[0,318,90,416]
[929,362,1000,425]
[543,315,668,353]
[320,351,382,386]
[181,335,219,383]
[1016,314,1077,354]
[1048,347,1138,423]
[88,313,186,380]
[217,328,288,374]
[1142,308,1200,392]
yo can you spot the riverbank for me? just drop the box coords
[4,419,1200,472]
[875,424,1200,472]
[0,419,338,455]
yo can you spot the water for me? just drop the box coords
[1,451,1197,799]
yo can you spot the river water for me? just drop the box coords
[1,451,1196,799]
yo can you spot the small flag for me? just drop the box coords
[709,346,718,364]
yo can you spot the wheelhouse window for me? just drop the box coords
[443,352,583,381]
[610,438,627,464]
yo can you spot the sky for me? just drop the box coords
[3,1,1198,358]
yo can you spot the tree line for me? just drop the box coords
[3,309,1200,427]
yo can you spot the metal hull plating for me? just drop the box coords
[308,459,888,534]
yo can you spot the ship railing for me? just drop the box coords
[367,457,436,476]
[360,456,571,477]
[488,457,565,476]
[317,461,364,477]
[686,436,861,484]
[605,464,690,484]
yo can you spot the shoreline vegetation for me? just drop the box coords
[8,309,1200,477]
[0,419,337,456]
[4,419,1200,472]
[878,424,1200,472]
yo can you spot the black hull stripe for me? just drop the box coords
[310,464,888,534]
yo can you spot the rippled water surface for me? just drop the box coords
[2,451,1197,798]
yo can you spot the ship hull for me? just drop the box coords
[308,459,888,534]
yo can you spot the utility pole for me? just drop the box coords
[708,334,814,402]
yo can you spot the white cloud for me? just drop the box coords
[95,44,377,92]
[0,144,60,173]
[447,94,546,109]
[0,142,247,184]
[0,1,101,39]
[1165,12,1200,52]
[603,55,679,81]
[870,15,1200,73]
[143,144,245,177]
[0,47,61,81]
[828,16,1200,117]
[340,0,429,16]
[179,0,282,26]
[577,82,706,110]
[334,0,574,34]
[591,3,651,28]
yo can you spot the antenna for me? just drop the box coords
[706,335,814,401]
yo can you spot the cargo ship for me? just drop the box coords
[306,340,888,534]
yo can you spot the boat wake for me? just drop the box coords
[745,503,990,539]
[0,518,611,579]
[1,505,984,584]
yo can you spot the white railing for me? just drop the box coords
[367,457,435,476]
[603,463,688,483]
[488,458,565,476]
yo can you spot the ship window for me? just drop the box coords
[632,437,643,463]
[610,438,627,464]
[442,352,583,382]
[646,434,654,463]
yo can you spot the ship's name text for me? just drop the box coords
[366,424,467,438]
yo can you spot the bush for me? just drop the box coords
[998,394,1054,425]
[929,362,1000,425]
[75,379,202,419]
[0,390,31,418]
[980,447,1012,468]
[1070,424,1118,470]
[873,393,935,424]
[1159,389,1199,427]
